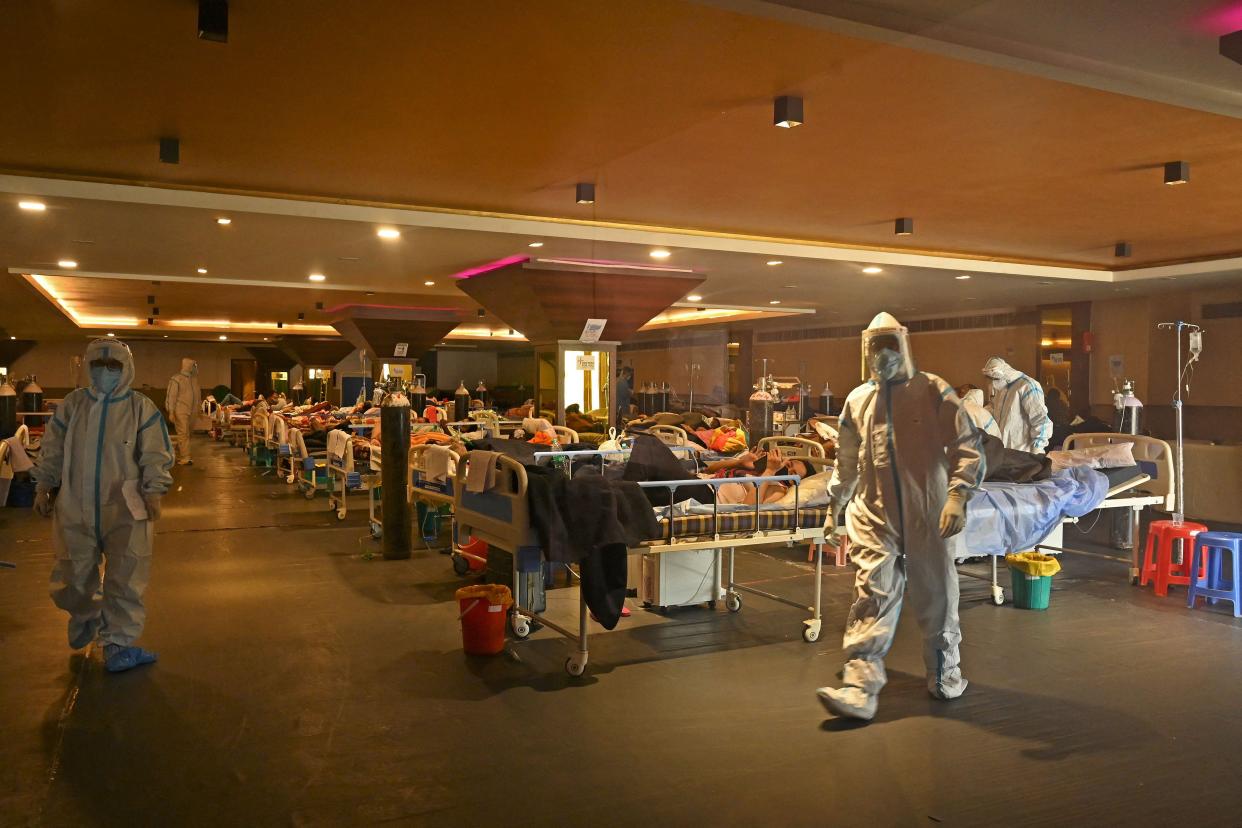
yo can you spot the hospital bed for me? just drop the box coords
[757,435,826,459]
[641,424,689,447]
[325,429,379,523]
[949,432,1174,604]
[453,449,829,676]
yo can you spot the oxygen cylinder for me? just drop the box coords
[643,383,656,415]
[22,378,43,428]
[748,383,774,444]
[658,382,670,413]
[0,379,16,439]
[475,379,489,408]
[453,380,471,422]
[820,382,833,416]
[410,374,427,415]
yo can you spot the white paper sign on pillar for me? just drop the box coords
[393,342,409,357]
[579,319,607,343]
[575,354,596,371]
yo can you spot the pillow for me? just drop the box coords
[772,470,833,508]
[1048,442,1136,471]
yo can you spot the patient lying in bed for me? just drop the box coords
[715,448,812,505]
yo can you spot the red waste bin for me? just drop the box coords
[459,536,489,572]
[456,584,513,655]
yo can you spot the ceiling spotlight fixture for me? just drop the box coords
[1114,241,1132,258]
[424,280,435,286]
[528,242,544,248]
[376,227,401,240]
[159,136,180,165]
[766,260,783,266]
[1222,30,1242,64]
[308,273,326,282]
[216,217,231,225]
[955,274,972,280]
[650,249,671,259]
[152,307,160,315]
[197,267,208,274]
[773,95,804,128]
[198,0,229,43]
[315,301,324,310]
[147,318,154,326]
[862,266,882,274]
[297,312,305,321]
[18,200,46,212]
[1163,160,1189,186]
[277,321,283,329]
[686,294,703,302]
[575,182,596,204]
[147,295,155,304]
[894,217,914,236]
[58,259,78,269]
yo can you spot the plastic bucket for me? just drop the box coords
[459,536,489,572]
[456,584,512,655]
[1009,569,1053,610]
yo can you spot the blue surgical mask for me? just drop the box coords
[871,348,904,381]
[90,366,123,394]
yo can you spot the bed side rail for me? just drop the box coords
[1062,432,1174,510]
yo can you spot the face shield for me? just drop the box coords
[860,313,914,382]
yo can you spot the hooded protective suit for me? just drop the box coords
[166,357,200,464]
[32,339,174,654]
[961,388,1001,439]
[982,357,1050,454]
[818,313,984,720]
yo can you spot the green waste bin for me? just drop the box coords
[1005,552,1061,611]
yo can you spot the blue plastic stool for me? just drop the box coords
[1187,532,1242,618]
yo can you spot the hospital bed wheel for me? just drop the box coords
[802,619,821,643]
[991,586,1005,606]
[336,508,347,521]
[725,592,742,613]
[565,653,588,677]
[286,474,296,484]
[451,554,470,576]
[511,615,532,640]
[303,489,315,500]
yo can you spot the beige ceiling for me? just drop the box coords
[4,0,1242,269]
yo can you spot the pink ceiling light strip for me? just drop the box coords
[450,254,530,279]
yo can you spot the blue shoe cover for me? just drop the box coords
[104,646,158,673]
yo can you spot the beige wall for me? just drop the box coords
[752,325,1038,398]
[621,333,728,405]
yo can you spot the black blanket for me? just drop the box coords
[981,433,1052,483]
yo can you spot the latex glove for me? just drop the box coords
[143,494,163,521]
[938,490,966,539]
[34,488,54,518]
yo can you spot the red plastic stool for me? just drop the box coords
[1140,520,1209,597]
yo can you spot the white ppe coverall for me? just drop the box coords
[825,313,984,711]
[961,388,1001,440]
[33,339,174,649]
[982,357,1051,454]
[165,357,200,463]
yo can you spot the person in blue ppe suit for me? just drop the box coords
[817,313,984,721]
[982,357,1051,454]
[32,338,174,673]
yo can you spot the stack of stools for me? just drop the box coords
[1187,532,1242,618]
[1139,519,1209,597]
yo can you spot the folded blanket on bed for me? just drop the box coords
[423,444,455,483]
[466,450,498,492]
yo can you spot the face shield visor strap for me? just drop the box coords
[861,329,914,381]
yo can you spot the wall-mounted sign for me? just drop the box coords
[1109,354,1124,376]
[393,342,408,357]
[1049,353,1064,365]
[579,318,607,343]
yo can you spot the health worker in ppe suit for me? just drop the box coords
[32,339,174,673]
[981,357,1051,454]
[958,386,1001,440]
[166,357,200,465]
[817,313,984,721]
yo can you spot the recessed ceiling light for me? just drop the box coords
[263,337,269,340]
[528,242,544,248]
[218,334,228,340]
[365,291,375,296]
[424,280,435,286]
[766,260,783,266]
[862,266,882,274]
[216,217,231,225]
[106,332,115,337]
[18,200,46,212]
[955,274,971,280]
[308,273,326,282]
[163,334,168,338]
[686,294,703,302]
[197,267,208,274]
[376,227,401,240]
[773,95,804,128]
[782,284,798,289]
[650,249,671,259]
[8,335,15,340]
[58,259,78,269]
[769,299,781,305]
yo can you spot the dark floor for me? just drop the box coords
[2,437,1241,827]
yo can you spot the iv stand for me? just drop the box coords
[1156,321,1201,527]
